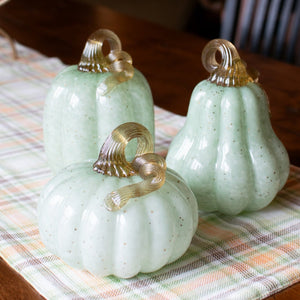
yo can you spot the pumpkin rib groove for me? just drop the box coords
[251,87,283,179]
[238,86,256,209]
[161,175,197,264]
[43,74,68,170]
[82,176,118,276]
[61,70,79,166]
[240,85,259,210]
[107,212,117,277]
[248,84,289,190]
[163,192,181,265]
[243,85,280,211]
[239,85,255,200]
[53,175,89,262]
[138,200,151,272]
[112,195,148,278]
[214,87,252,214]
[161,183,194,264]
[189,81,222,211]
[112,208,124,276]
[70,173,98,268]
[212,83,223,212]
[139,194,162,273]
[57,172,99,268]
[183,81,222,211]
[142,190,175,272]
[240,85,278,210]
[109,177,131,277]
[206,83,222,211]
[61,72,73,166]
[77,173,105,271]
[155,186,179,266]
[167,169,198,230]
[60,69,99,167]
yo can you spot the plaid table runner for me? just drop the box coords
[1,37,300,300]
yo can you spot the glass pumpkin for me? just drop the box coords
[166,39,290,215]
[38,123,198,278]
[43,29,154,173]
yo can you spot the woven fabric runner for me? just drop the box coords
[1,37,300,300]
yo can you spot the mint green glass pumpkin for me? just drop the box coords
[38,123,198,278]
[166,39,289,215]
[43,29,154,173]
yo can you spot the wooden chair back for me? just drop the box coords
[220,0,300,64]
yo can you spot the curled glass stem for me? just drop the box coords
[93,122,166,211]
[93,122,154,177]
[104,153,166,211]
[201,39,259,87]
[78,29,134,95]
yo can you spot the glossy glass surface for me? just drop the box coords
[44,66,154,174]
[166,80,290,215]
[38,163,198,278]
[166,39,289,215]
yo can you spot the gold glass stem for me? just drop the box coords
[94,122,166,211]
[104,153,166,211]
[201,39,258,87]
[78,29,134,95]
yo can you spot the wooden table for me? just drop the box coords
[0,0,299,299]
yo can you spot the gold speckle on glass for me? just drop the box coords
[201,39,259,87]
[78,29,134,95]
[93,122,166,211]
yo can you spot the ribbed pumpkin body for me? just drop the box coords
[38,162,198,278]
[166,80,289,215]
[43,66,154,173]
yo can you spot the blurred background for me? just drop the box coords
[0,0,299,64]
[74,0,299,65]
[76,0,222,38]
